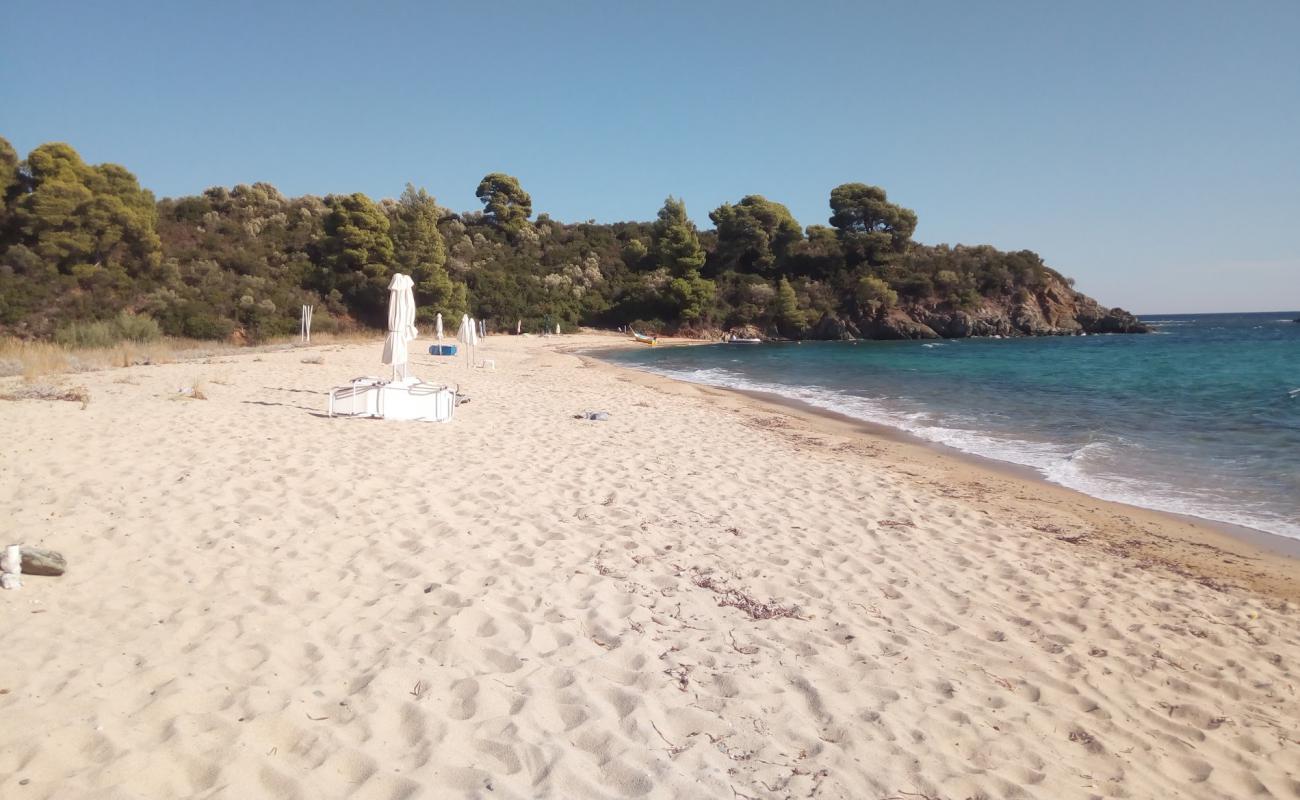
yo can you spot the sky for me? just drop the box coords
[3,0,1298,314]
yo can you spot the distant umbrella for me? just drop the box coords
[457,313,479,366]
[435,312,443,342]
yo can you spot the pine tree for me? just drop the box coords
[653,196,705,276]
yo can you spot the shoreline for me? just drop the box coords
[576,336,1300,601]
[731,385,1300,558]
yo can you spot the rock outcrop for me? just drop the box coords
[807,314,859,341]
[724,323,767,341]
[836,276,1149,341]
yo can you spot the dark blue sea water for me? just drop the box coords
[604,312,1300,540]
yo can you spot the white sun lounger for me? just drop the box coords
[328,376,456,422]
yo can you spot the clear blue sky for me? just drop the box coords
[4,0,1297,313]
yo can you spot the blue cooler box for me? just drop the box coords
[429,344,458,356]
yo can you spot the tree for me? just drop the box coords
[653,196,704,276]
[855,275,898,314]
[828,183,917,265]
[934,269,962,297]
[8,142,161,289]
[475,172,532,232]
[389,183,465,317]
[319,192,394,320]
[709,194,802,273]
[774,277,807,336]
[0,136,18,223]
[669,271,716,323]
[622,238,648,268]
[650,197,712,322]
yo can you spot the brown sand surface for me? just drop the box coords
[1,332,1297,799]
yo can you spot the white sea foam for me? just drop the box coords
[633,363,1300,540]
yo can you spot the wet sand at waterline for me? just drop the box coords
[1,332,1296,799]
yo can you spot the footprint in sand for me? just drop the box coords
[448,678,479,720]
[399,701,428,745]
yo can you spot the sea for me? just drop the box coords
[602,312,1300,541]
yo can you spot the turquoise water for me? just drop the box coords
[604,312,1300,540]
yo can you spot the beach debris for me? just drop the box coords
[301,354,324,365]
[2,545,66,585]
[19,546,67,576]
[728,629,759,655]
[663,664,693,692]
[576,410,611,421]
[1068,727,1104,754]
[1,544,21,590]
[0,383,90,408]
[650,720,692,757]
[690,568,802,621]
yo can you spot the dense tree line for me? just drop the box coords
[1,135,1123,343]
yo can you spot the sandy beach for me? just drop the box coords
[1,331,1297,799]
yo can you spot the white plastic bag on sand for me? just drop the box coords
[1,545,20,589]
[0,544,20,574]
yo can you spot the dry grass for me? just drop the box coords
[0,340,68,380]
[0,330,381,380]
[0,336,176,380]
[0,382,91,409]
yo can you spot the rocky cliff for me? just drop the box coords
[799,277,1148,341]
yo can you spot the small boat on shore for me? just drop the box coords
[727,336,762,343]
[630,329,657,346]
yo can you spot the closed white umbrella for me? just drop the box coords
[381,273,418,382]
[457,313,478,366]
[435,312,443,342]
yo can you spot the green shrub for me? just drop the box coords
[55,312,162,348]
[309,309,339,334]
[180,312,236,340]
[114,312,162,342]
[628,318,664,335]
